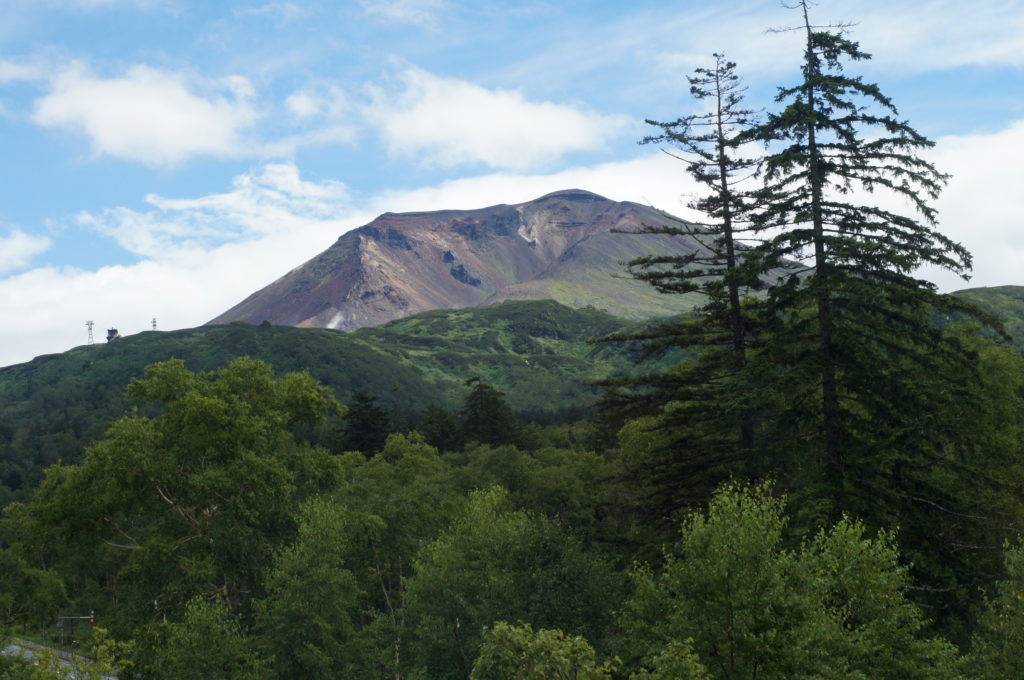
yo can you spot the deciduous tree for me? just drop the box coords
[9,358,341,631]
[403,487,619,680]
[620,482,962,680]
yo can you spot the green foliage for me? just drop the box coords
[0,549,67,632]
[969,541,1024,680]
[333,432,461,581]
[634,52,763,311]
[621,483,814,677]
[446,443,622,547]
[744,0,973,521]
[321,436,463,678]
[608,54,782,520]
[0,654,33,680]
[418,402,463,452]
[471,622,617,680]
[629,641,709,680]
[6,7,1024,674]
[613,1,1024,633]
[404,487,620,680]
[254,498,366,680]
[7,358,341,631]
[140,597,262,680]
[621,482,962,680]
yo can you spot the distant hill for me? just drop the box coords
[208,189,710,330]
[0,300,665,506]
[951,285,1024,347]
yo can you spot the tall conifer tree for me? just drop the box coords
[605,54,770,512]
[745,0,973,519]
[632,52,762,374]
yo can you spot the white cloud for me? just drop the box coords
[367,68,633,170]
[360,0,447,28]
[504,0,1023,113]
[33,63,260,166]
[922,119,1024,291]
[0,229,52,273]
[286,92,323,118]
[669,1,1024,75]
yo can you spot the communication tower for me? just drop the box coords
[152,317,157,330]
[85,320,94,348]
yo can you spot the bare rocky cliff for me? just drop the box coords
[208,189,708,330]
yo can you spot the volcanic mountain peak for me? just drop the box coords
[208,189,707,331]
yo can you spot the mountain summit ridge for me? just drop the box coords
[208,189,707,330]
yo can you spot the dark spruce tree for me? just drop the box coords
[632,52,763,371]
[460,377,520,448]
[744,0,974,518]
[739,1,1024,630]
[419,401,463,452]
[603,54,770,513]
[340,392,392,455]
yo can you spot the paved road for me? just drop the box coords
[3,638,117,679]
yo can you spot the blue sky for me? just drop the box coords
[1,0,1022,366]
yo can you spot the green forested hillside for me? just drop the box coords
[953,285,1024,346]
[0,300,661,506]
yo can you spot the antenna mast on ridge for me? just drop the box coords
[85,320,94,348]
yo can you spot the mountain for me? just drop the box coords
[208,189,708,329]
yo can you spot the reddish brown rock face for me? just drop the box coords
[208,189,707,330]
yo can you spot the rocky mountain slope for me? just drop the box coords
[208,189,708,330]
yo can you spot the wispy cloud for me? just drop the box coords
[360,0,447,28]
[0,58,48,83]
[500,0,1024,110]
[366,67,633,171]
[56,0,170,9]
[284,84,350,119]
[76,162,352,260]
[233,2,308,24]
[0,162,364,366]
[847,0,1024,71]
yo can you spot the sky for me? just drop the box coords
[1,0,1022,367]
